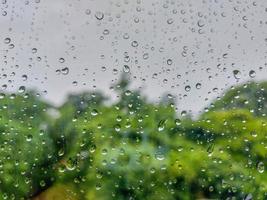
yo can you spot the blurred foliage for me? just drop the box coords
[0,79,267,199]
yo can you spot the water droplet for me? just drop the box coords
[125,90,132,96]
[257,161,264,173]
[85,9,91,15]
[249,70,256,78]
[123,65,130,73]
[61,67,69,75]
[155,151,165,161]
[207,143,214,156]
[103,29,110,35]
[89,145,96,153]
[101,66,106,71]
[114,124,121,132]
[22,74,28,81]
[66,158,76,171]
[167,59,173,65]
[2,11,7,16]
[72,81,78,86]
[59,58,65,63]
[96,183,102,190]
[143,53,149,59]
[91,109,98,116]
[0,93,5,99]
[26,134,33,142]
[233,70,241,79]
[32,48,37,54]
[131,41,138,47]
[250,131,257,138]
[175,119,181,126]
[58,149,65,156]
[167,18,174,24]
[196,83,202,89]
[40,180,46,187]
[95,11,104,20]
[4,37,11,44]
[152,73,158,79]
[158,119,166,131]
[197,20,205,27]
[185,85,191,92]
[123,33,130,39]
[18,86,26,93]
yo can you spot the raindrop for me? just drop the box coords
[61,67,69,75]
[85,9,91,15]
[96,183,102,190]
[155,151,165,161]
[4,37,11,44]
[26,134,33,142]
[59,58,65,63]
[22,74,28,81]
[95,11,104,20]
[131,41,138,47]
[32,48,37,53]
[185,85,191,92]
[18,86,26,93]
[207,143,214,156]
[167,59,173,65]
[257,161,264,173]
[123,33,130,39]
[233,70,241,79]
[249,70,256,78]
[175,119,181,126]
[197,20,205,27]
[167,18,174,24]
[66,158,76,171]
[114,124,121,132]
[196,83,202,89]
[143,53,149,60]
[91,109,98,116]
[158,119,166,131]
[103,29,110,35]
[123,65,130,73]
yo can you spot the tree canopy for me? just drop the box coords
[0,79,266,200]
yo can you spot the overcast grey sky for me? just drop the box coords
[0,0,266,115]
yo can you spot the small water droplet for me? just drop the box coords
[123,65,130,73]
[185,85,191,92]
[4,37,11,44]
[233,70,241,79]
[91,109,98,116]
[131,41,138,47]
[196,83,202,89]
[167,59,173,65]
[26,134,33,142]
[59,58,65,63]
[85,9,91,15]
[257,161,264,173]
[95,11,104,20]
[18,86,26,93]
[61,67,69,75]
[175,119,181,126]
[155,151,165,161]
[249,70,256,78]
[158,119,166,131]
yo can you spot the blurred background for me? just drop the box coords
[0,0,267,199]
